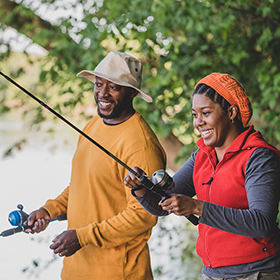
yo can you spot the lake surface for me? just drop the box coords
[0,116,201,279]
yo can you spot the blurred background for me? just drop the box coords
[0,0,280,279]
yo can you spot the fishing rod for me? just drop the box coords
[0,71,199,226]
[0,71,137,177]
[0,204,67,237]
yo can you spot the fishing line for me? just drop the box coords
[0,71,199,226]
[0,71,140,178]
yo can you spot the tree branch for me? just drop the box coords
[0,0,72,51]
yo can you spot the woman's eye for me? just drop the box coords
[203,111,210,116]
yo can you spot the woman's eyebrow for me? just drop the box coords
[192,106,212,110]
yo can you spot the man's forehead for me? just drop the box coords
[94,76,135,93]
[95,76,120,85]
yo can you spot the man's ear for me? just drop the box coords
[130,89,138,98]
[228,105,239,121]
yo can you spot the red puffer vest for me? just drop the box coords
[194,126,280,268]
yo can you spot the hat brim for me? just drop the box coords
[77,70,153,103]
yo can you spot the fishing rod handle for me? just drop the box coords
[138,175,199,225]
[138,176,154,189]
[49,213,67,222]
[186,214,199,225]
[160,193,199,225]
[1,214,67,237]
[1,227,23,237]
[1,224,32,237]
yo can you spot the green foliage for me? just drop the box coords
[151,216,203,279]
[1,1,280,277]
[2,138,27,158]
[1,0,280,157]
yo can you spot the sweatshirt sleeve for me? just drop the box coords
[199,148,280,238]
[42,186,69,219]
[75,145,164,248]
[76,193,158,248]
[41,121,93,219]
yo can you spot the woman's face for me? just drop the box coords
[192,93,233,151]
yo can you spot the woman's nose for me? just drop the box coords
[194,115,205,127]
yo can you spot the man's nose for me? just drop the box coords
[98,85,109,97]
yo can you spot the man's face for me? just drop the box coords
[94,76,136,124]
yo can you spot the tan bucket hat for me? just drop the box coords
[77,51,153,102]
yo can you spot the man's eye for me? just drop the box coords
[110,86,122,91]
[95,83,102,87]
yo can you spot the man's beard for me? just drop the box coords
[96,93,132,120]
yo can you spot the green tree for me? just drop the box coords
[1,0,279,166]
[1,1,280,278]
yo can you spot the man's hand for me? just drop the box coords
[24,208,50,234]
[123,166,147,197]
[50,230,81,257]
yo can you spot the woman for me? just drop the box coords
[124,73,280,279]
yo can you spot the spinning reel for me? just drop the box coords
[8,204,29,227]
[1,204,67,237]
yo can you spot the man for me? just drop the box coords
[25,51,166,279]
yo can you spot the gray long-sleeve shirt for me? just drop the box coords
[135,148,280,277]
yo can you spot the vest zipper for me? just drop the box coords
[200,149,217,268]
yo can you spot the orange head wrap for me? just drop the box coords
[195,73,252,127]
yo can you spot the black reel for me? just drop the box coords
[139,170,199,225]
[150,169,173,192]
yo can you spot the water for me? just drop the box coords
[0,118,75,279]
[0,117,201,279]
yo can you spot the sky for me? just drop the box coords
[1,27,47,55]
[0,0,83,55]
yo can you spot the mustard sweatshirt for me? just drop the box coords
[43,112,166,280]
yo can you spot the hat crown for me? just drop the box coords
[94,51,143,88]
[77,51,153,102]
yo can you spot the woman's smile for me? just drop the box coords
[200,128,214,138]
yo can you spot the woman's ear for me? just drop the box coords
[228,105,239,122]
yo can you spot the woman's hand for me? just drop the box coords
[123,167,147,197]
[159,194,204,217]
